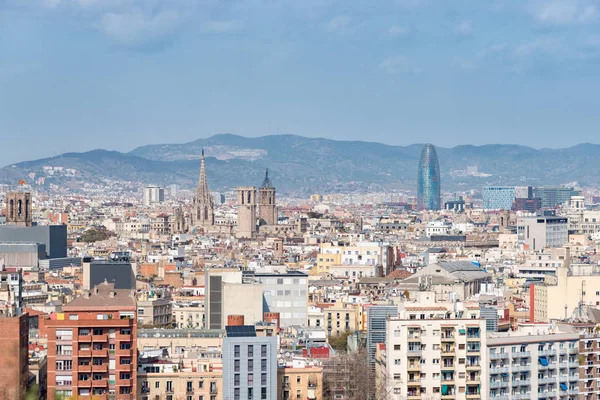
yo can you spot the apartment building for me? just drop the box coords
[579,331,600,399]
[250,270,308,327]
[324,302,363,337]
[222,325,278,400]
[384,291,487,400]
[46,281,137,400]
[277,363,322,400]
[0,312,29,399]
[172,301,206,329]
[136,289,172,328]
[487,325,579,400]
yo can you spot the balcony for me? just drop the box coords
[116,378,133,387]
[210,386,218,394]
[568,375,578,382]
[489,380,509,389]
[77,379,92,388]
[78,350,92,358]
[442,364,456,370]
[141,387,150,394]
[568,347,578,354]
[282,382,291,389]
[92,334,108,342]
[441,334,455,342]
[407,364,421,372]
[490,353,509,360]
[441,377,455,384]
[466,394,480,399]
[467,335,481,341]
[568,361,579,368]
[79,364,92,373]
[116,348,133,357]
[92,349,108,357]
[78,334,92,343]
[115,333,132,341]
[92,364,108,373]
[407,380,421,386]
[512,352,531,358]
[490,367,509,374]
[92,379,108,387]
[466,348,481,355]
[407,349,422,356]
[441,348,456,356]
[56,335,73,343]
[539,349,555,356]
[466,364,481,370]
[466,378,480,385]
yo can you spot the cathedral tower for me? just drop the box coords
[236,186,257,239]
[258,169,277,226]
[192,150,215,230]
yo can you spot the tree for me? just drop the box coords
[328,331,353,352]
[323,348,374,400]
[81,226,115,243]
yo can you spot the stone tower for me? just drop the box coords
[5,192,32,227]
[192,150,215,230]
[236,186,257,238]
[258,169,277,226]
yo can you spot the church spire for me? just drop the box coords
[193,148,214,228]
[262,168,273,188]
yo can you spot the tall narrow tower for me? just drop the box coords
[192,150,215,229]
[5,192,32,227]
[258,169,277,226]
[236,186,257,239]
[417,144,441,211]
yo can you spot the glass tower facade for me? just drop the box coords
[417,143,441,211]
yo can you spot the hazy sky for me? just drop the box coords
[2,0,600,165]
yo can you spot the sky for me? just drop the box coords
[2,0,600,165]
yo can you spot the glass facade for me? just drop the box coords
[417,144,441,211]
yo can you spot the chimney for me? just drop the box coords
[109,290,116,298]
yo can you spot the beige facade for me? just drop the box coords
[138,369,222,400]
[221,282,264,328]
[172,303,205,329]
[324,303,362,337]
[137,291,173,328]
[277,366,322,400]
[236,186,257,239]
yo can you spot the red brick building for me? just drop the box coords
[0,313,29,399]
[46,281,137,400]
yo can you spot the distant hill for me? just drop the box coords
[2,134,599,193]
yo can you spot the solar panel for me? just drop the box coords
[225,325,257,337]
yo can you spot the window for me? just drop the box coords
[199,381,204,389]
[248,359,254,372]
[248,345,254,357]
[93,328,103,335]
[234,359,240,372]
[261,359,267,372]
[234,374,240,387]
[120,358,131,365]
[120,373,131,380]
[248,388,254,400]
[120,342,131,350]
[234,388,240,400]
[261,388,267,400]
[248,374,254,386]
[261,373,267,386]
[261,345,267,357]
[92,358,103,365]
[234,345,240,358]
[155,382,160,389]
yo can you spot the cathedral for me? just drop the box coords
[189,150,304,239]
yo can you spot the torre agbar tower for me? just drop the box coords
[417,143,441,211]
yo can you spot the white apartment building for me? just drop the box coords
[143,185,165,207]
[517,216,569,251]
[383,291,487,400]
[487,324,579,400]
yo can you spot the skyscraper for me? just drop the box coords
[417,143,441,211]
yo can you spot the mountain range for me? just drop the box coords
[1,134,598,194]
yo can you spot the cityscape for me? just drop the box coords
[4,1,600,400]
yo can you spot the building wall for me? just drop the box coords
[0,314,29,400]
[256,273,308,327]
[137,370,221,399]
[222,283,264,329]
[277,366,322,400]
[236,187,257,239]
[0,224,67,259]
[482,187,516,210]
[222,335,278,400]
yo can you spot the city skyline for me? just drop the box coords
[3,1,600,164]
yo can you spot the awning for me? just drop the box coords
[501,373,509,377]
[539,356,549,366]
[560,383,568,391]
[442,385,449,395]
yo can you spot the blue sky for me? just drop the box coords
[2,0,600,165]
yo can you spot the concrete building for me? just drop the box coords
[136,289,172,328]
[237,186,258,239]
[482,186,516,210]
[0,242,46,269]
[384,292,487,400]
[367,304,398,367]
[277,363,322,400]
[0,224,67,259]
[172,301,205,329]
[0,268,23,316]
[222,325,278,400]
[83,259,136,290]
[0,312,29,399]
[324,302,363,337]
[517,216,569,251]
[487,325,579,400]
[142,185,165,207]
[46,281,138,400]
[251,270,308,328]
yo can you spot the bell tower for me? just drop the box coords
[6,192,32,227]
[236,186,257,239]
[258,169,276,226]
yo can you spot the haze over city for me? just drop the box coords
[3,0,600,165]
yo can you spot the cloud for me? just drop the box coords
[451,56,475,70]
[532,0,598,26]
[201,20,244,34]
[100,9,181,47]
[325,15,351,33]
[454,21,472,37]
[388,25,409,38]
[379,56,421,74]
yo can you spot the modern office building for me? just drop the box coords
[142,185,165,207]
[83,259,136,290]
[367,304,398,367]
[222,325,277,400]
[0,224,67,259]
[534,187,580,209]
[487,326,579,400]
[417,143,441,211]
[517,216,569,251]
[482,186,516,210]
[250,270,308,328]
[384,292,487,400]
[46,281,138,400]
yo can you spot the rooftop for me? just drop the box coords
[64,280,135,310]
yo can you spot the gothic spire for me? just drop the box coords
[196,149,213,206]
[261,168,273,188]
